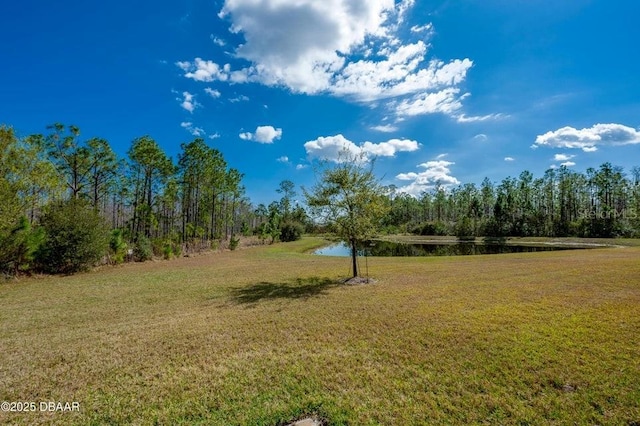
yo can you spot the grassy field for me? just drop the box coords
[1,238,639,425]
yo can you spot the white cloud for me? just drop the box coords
[209,132,221,139]
[179,0,479,120]
[362,138,421,157]
[397,0,416,24]
[561,161,576,167]
[504,157,515,162]
[176,58,230,82]
[255,126,283,143]
[310,135,416,161]
[277,156,289,163]
[304,135,362,162]
[456,113,507,123]
[296,164,308,170]
[553,153,575,161]
[370,124,399,133]
[473,134,488,142]
[210,34,226,47]
[205,87,221,98]
[304,134,420,163]
[229,95,250,103]
[239,125,283,144]
[393,88,466,117]
[177,91,199,113]
[534,123,640,152]
[395,160,460,197]
[410,23,433,34]
[180,122,205,137]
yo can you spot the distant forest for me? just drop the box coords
[384,163,640,239]
[1,123,639,275]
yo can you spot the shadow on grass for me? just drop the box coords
[230,276,338,305]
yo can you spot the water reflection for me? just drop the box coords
[313,240,586,257]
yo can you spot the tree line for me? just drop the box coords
[1,123,307,276]
[2,121,639,276]
[383,164,640,239]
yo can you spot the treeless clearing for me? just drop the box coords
[1,238,639,425]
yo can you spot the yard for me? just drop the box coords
[1,238,639,425]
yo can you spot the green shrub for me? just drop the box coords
[229,235,240,251]
[36,199,109,274]
[279,220,304,242]
[162,242,173,260]
[133,235,153,262]
[0,216,45,275]
[109,229,128,264]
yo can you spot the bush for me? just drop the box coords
[109,229,128,264]
[229,235,240,251]
[0,216,45,275]
[162,242,173,259]
[279,220,304,242]
[133,235,153,262]
[36,199,109,274]
[158,235,181,260]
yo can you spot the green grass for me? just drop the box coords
[1,237,639,425]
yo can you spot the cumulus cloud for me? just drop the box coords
[561,161,576,167]
[504,157,515,162]
[177,91,199,113]
[277,156,289,163]
[304,134,420,162]
[239,125,283,144]
[534,123,640,152]
[395,160,460,197]
[178,0,479,120]
[176,58,230,82]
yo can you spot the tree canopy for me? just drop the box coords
[305,156,389,278]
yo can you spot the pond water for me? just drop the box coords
[313,240,593,257]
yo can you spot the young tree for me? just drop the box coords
[277,179,296,219]
[304,156,389,278]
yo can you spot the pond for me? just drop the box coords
[313,240,595,257]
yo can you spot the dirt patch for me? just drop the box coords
[286,417,325,426]
[342,276,377,285]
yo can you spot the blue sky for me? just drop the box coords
[2,0,640,205]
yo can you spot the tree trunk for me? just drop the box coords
[351,239,358,278]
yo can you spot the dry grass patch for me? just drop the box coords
[1,238,639,425]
